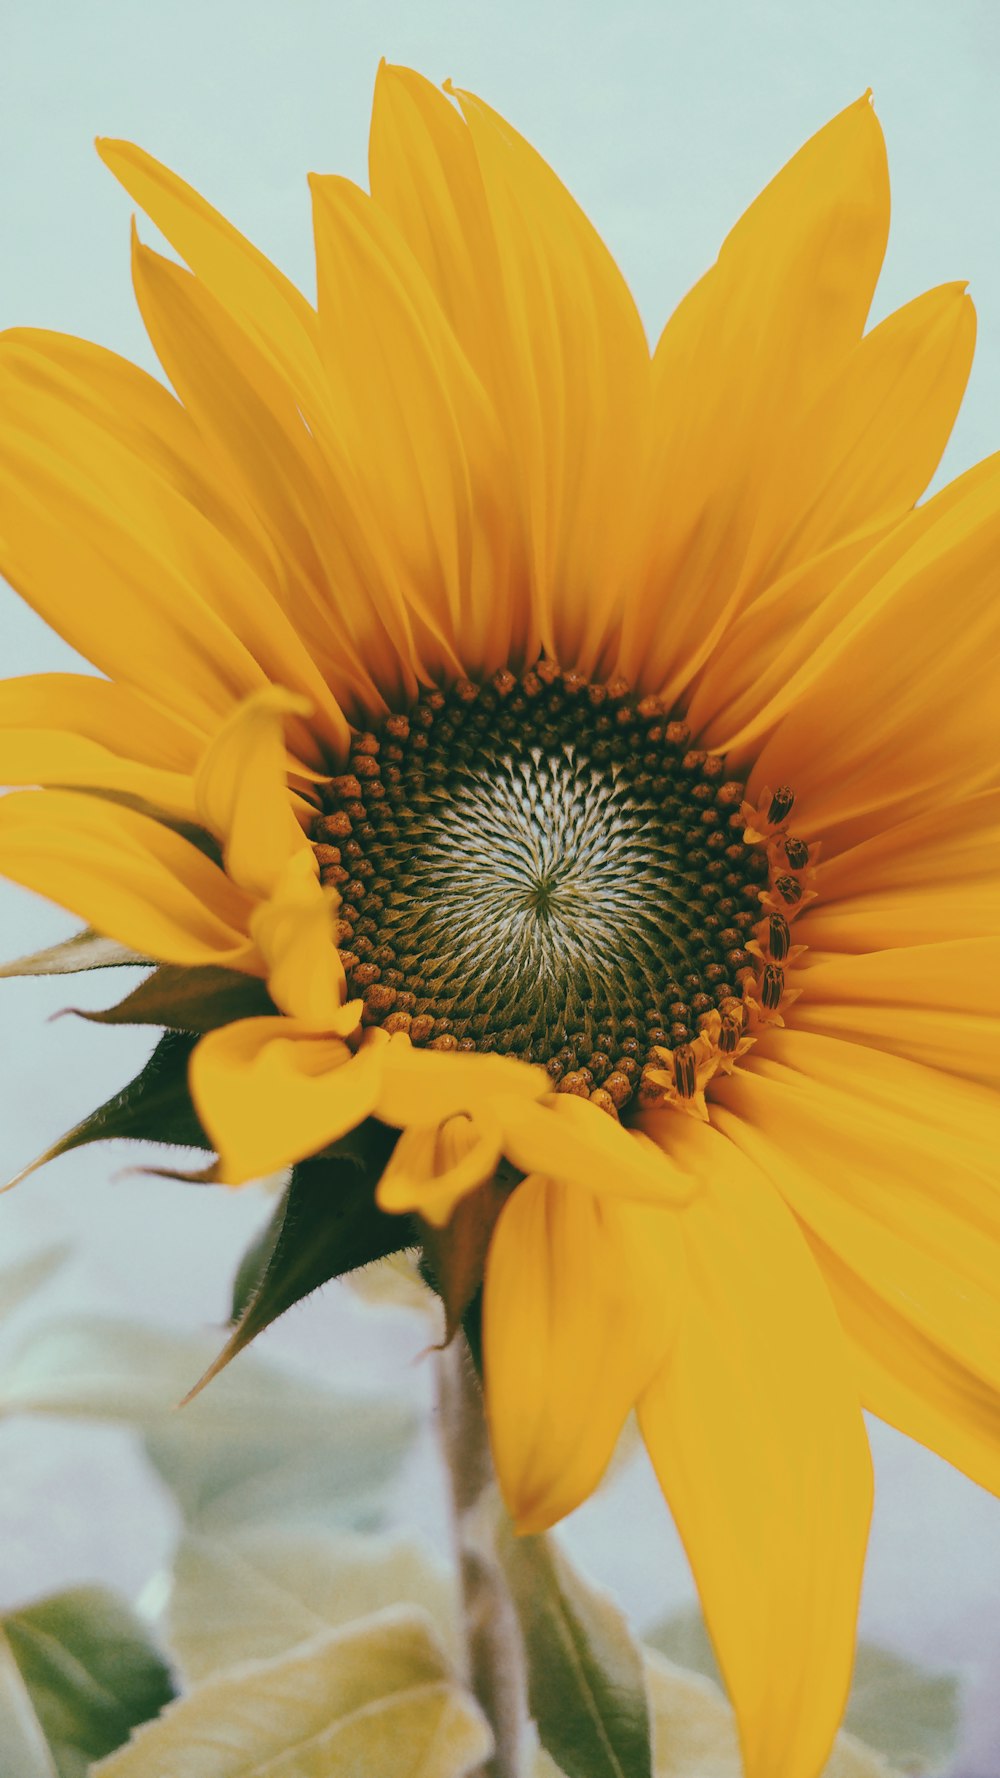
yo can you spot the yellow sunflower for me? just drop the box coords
[1,63,998,1778]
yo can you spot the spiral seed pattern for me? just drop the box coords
[311,664,794,1116]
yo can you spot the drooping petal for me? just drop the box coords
[249,850,356,1034]
[484,1174,683,1532]
[712,1032,1000,1494]
[0,789,256,967]
[376,1113,502,1226]
[373,1036,547,1129]
[190,1019,385,1184]
[637,1117,872,1778]
[494,1091,696,1205]
[792,939,1000,1087]
[193,687,313,897]
[619,94,889,698]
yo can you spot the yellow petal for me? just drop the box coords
[96,138,320,394]
[620,94,889,699]
[0,674,198,817]
[484,1175,683,1532]
[0,340,344,760]
[250,851,356,1033]
[494,1092,696,1205]
[190,1018,384,1184]
[129,237,392,726]
[637,1117,872,1778]
[373,1037,547,1129]
[689,283,977,747]
[743,282,975,588]
[792,938,1000,1087]
[373,66,649,672]
[310,172,513,680]
[0,789,256,967]
[812,1238,1000,1496]
[376,1113,502,1226]
[194,687,313,896]
[743,454,1000,844]
[369,65,494,367]
[800,789,1000,951]
[451,84,650,674]
[0,419,261,737]
[712,1033,1000,1493]
[0,326,280,605]
[0,671,200,773]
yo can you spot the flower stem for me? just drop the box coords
[436,1334,530,1778]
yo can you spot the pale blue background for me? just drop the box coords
[1,3,999,1772]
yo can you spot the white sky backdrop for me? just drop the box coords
[1,3,999,1772]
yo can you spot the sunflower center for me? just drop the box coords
[312,664,808,1117]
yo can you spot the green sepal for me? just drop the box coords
[71,964,275,1033]
[497,1520,653,1778]
[8,1032,210,1188]
[0,928,149,978]
[184,1121,410,1400]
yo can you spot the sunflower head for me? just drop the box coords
[1,62,997,1778]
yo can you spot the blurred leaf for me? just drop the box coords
[498,1524,651,1778]
[72,964,275,1033]
[90,1607,491,1778]
[2,1587,174,1778]
[0,929,148,978]
[0,1314,416,1534]
[643,1605,719,1688]
[203,1129,407,1393]
[0,1628,58,1778]
[9,1033,209,1188]
[168,1527,459,1681]
[0,1244,70,1323]
[845,1642,959,1774]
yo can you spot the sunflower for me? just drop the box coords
[1,63,998,1778]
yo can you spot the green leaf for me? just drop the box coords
[90,1607,491,1778]
[845,1641,959,1774]
[198,1126,408,1394]
[74,964,275,1032]
[0,928,149,978]
[9,1033,210,1187]
[498,1524,652,1778]
[2,1587,174,1778]
[0,1314,416,1535]
[0,1627,58,1778]
[168,1527,459,1682]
